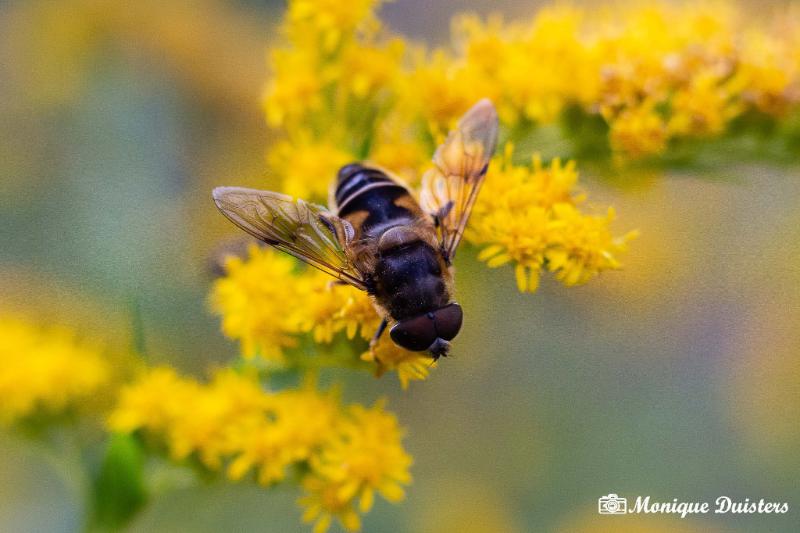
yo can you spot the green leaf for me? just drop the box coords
[90,433,147,532]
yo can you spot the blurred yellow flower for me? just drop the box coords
[605,99,669,158]
[110,366,411,532]
[268,134,353,201]
[264,48,327,129]
[336,40,405,101]
[406,49,487,135]
[300,400,412,533]
[108,366,198,436]
[0,316,111,425]
[110,368,340,479]
[286,0,383,53]
[738,26,800,116]
[468,146,636,292]
[226,383,340,485]
[367,118,430,182]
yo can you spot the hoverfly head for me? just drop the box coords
[389,303,463,359]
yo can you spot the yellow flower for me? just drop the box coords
[110,365,412,530]
[406,49,487,135]
[267,0,800,166]
[497,7,592,124]
[263,48,326,129]
[166,370,267,469]
[336,40,405,101]
[668,69,743,137]
[546,204,637,287]
[110,368,340,484]
[468,146,635,293]
[0,316,111,425]
[286,0,382,53]
[367,114,429,183]
[606,99,669,158]
[108,366,198,435]
[267,133,353,202]
[227,384,339,485]
[294,271,382,344]
[361,338,435,390]
[112,368,266,470]
[300,400,412,533]
[738,26,800,116]
[210,245,303,363]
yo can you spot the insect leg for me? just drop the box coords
[369,318,389,353]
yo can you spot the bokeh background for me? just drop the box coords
[1,1,798,532]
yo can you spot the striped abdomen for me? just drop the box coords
[334,163,419,239]
[333,163,452,319]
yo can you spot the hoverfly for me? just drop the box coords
[212,99,498,360]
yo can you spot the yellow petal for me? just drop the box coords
[486,253,512,268]
[359,488,375,513]
[515,264,528,292]
[477,244,504,261]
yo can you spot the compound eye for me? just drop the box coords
[390,315,437,352]
[433,303,463,341]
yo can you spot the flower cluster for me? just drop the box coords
[264,0,406,201]
[0,316,112,425]
[109,367,411,533]
[211,245,435,388]
[467,146,638,292]
[428,2,800,159]
[300,401,412,533]
[265,0,800,184]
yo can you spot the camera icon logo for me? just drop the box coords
[598,493,628,515]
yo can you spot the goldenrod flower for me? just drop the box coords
[367,117,430,182]
[606,99,669,159]
[300,400,412,533]
[0,316,111,425]
[166,370,267,469]
[545,204,635,287]
[210,245,303,363]
[227,384,340,485]
[268,134,353,202]
[360,339,435,390]
[110,366,412,531]
[264,48,327,129]
[336,40,405,101]
[294,272,380,344]
[110,368,341,480]
[111,368,267,470]
[108,366,199,435]
[286,0,382,53]
[468,146,636,292]
[406,49,487,134]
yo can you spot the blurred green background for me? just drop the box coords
[1,1,798,532]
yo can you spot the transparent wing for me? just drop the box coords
[212,187,368,290]
[420,98,498,261]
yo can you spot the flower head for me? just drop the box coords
[268,134,353,202]
[210,245,303,363]
[227,383,340,485]
[0,316,111,425]
[300,400,412,533]
[468,146,636,292]
[361,339,436,390]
